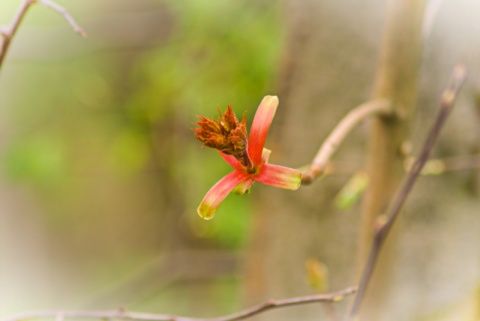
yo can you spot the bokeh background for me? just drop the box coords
[1,1,480,320]
[0,0,283,316]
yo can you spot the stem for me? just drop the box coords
[0,0,85,71]
[301,99,392,184]
[36,0,87,37]
[348,64,467,320]
[355,1,426,319]
[1,287,357,321]
[0,0,34,68]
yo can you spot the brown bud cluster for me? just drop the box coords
[193,105,248,157]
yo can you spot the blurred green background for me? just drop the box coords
[0,0,283,316]
[3,1,480,320]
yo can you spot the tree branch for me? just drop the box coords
[0,0,85,70]
[36,0,87,37]
[1,287,356,321]
[301,99,392,185]
[348,64,467,320]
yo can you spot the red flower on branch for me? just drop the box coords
[193,96,302,219]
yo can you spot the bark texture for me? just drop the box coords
[357,1,425,319]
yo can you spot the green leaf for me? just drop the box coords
[335,171,369,210]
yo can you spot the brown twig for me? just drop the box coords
[348,64,467,320]
[1,287,356,321]
[36,0,87,36]
[0,0,33,68]
[0,0,85,70]
[301,99,392,185]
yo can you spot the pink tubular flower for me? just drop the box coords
[193,96,302,220]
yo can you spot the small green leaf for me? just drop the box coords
[335,171,369,210]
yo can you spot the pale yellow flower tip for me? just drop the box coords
[197,203,216,220]
[262,95,279,105]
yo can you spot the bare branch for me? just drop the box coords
[0,0,85,70]
[348,64,467,320]
[1,287,356,321]
[36,0,87,37]
[0,0,33,68]
[301,99,392,185]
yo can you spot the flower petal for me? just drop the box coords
[232,178,255,195]
[261,148,271,164]
[255,163,302,190]
[248,96,278,165]
[219,151,244,171]
[197,170,250,220]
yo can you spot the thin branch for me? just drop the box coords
[301,99,392,185]
[348,64,467,320]
[0,0,85,70]
[0,0,33,68]
[1,287,357,321]
[37,0,87,37]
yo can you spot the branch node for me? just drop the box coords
[302,99,391,184]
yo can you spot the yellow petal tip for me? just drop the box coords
[197,203,216,220]
[262,95,279,107]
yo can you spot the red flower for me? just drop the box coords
[194,96,302,219]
